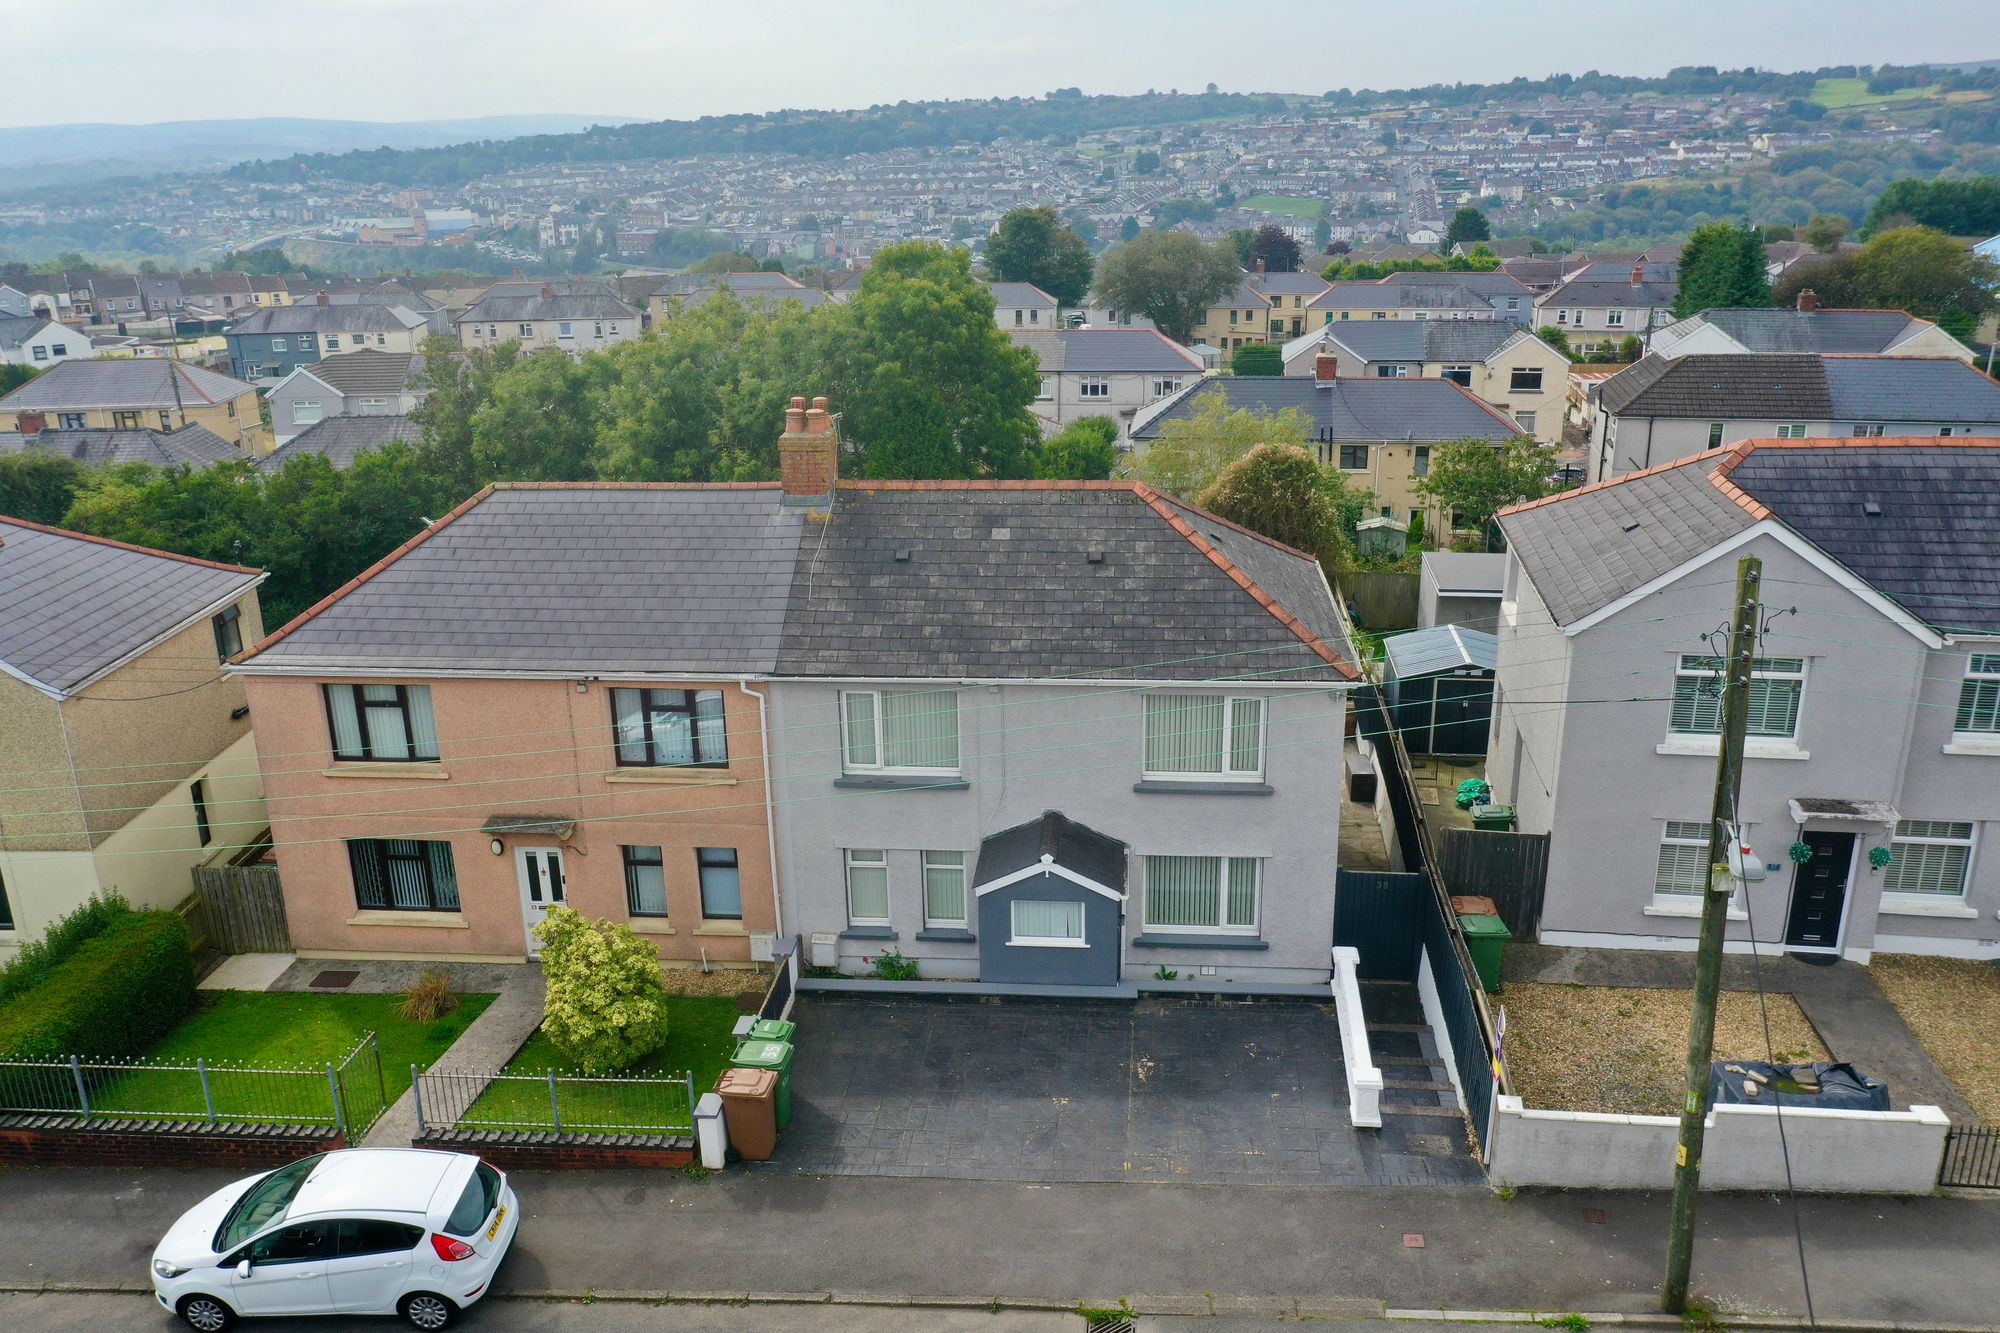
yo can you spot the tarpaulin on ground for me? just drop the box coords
[1708,1060,1890,1111]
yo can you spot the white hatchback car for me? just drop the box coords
[150,1148,519,1331]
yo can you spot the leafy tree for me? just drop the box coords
[1119,216,1141,243]
[1034,416,1118,480]
[533,906,670,1074]
[590,295,757,481]
[1617,334,1644,362]
[1445,206,1491,249]
[687,250,762,274]
[1773,226,2000,336]
[468,347,604,482]
[0,451,82,524]
[1224,229,1256,268]
[1094,230,1243,344]
[1674,220,1770,317]
[1251,224,1302,273]
[1133,388,1315,498]
[1759,222,1796,243]
[1230,343,1283,376]
[409,336,523,501]
[1801,213,1851,251]
[1313,217,1332,251]
[984,206,1095,307]
[1196,444,1338,559]
[1862,177,2000,238]
[1534,326,1574,359]
[0,364,38,396]
[1153,197,1217,227]
[1415,436,1553,538]
[1133,149,1161,175]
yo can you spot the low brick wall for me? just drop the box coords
[0,1116,342,1169]
[412,1129,694,1171]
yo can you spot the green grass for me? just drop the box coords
[1240,194,1327,219]
[1811,77,1944,109]
[470,996,745,1132]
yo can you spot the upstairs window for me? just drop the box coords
[211,604,243,661]
[1151,377,1182,399]
[324,335,340,351]
[1776,424,1808,439]
[1441,364,1473,387]
[842,689,959,773]
[1414,446,1431,476]
[1851,424,1885,437]
[324,683,439,761]
[1955,654,2000,735]
[1606,309,1625,327]
[1338,444,1369,470]
[1707,422,1725,448]
[1143,694,1264,780]
[1509,367,1543,393]
[292,400,322,425]
[612,687,727,767]
[1669,655,1804,739]
[1078,378,1110,399]
[1375,364,1408,378]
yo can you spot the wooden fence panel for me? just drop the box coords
[1434,828,1549,940]
[1338,572,1420,631]
[192,866,292,953]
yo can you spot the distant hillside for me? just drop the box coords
[0,114,632,182]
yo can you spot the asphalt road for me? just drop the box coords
[2,1166,1996,1328]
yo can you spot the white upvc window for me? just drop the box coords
[1851,423,1885,437]
[324,335,340,351]
[1884,820,1975,899]
[1776,423,1809,439]
[1037,374,1054,400]
[1151,376,1182,399]
[845,848,890,926]
[292,399,322,425]
[841,689,960,773]
[1142,694,1264,780]
[1514,410,1537,434]
[558,322,574,338]
[1669,654,1804,739]
[1653,820,1712,899]
[1707,422,1725,448]
[1143,854,1259,933]
[922,851,967,928]
[271,337,287,352]
[1606,308,1625,327]
[518,322,533,337]
[1078,377,1110,399]
[1009,898,1085,947]
[1954,653,2000,736]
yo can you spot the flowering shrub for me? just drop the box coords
[533,905,671,1073]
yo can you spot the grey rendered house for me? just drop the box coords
[265,349,426,444]
[1490,437,2000,962]
[1277,320,1569,443]
[1010,328,1204,444]
[1588,353,2000,483]
[1649,304,1972,362]
[225,300,428,384]
[766,435,1357,987]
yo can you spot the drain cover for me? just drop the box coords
[310,969,361,990]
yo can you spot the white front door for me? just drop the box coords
[517,847,566,954]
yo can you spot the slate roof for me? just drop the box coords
[1384,624,1497,678]
[0,358,253,410]
[652,272,803,298]
[1130,377,1520,444]
[1422,550,1507,595]
[0,424,238,468]
[456,292,639,324]
[1247,272,1332,298]
[972,811,1128,893]
[0,312,52,350]
[1600,354,2000,422]
[1008,329,1203,374]
[1537,278,1677,310]
[1376,270,1533,302]
[1314,320,1531,364]
[226,304,426,335]
[1310,281,1494,312]
[0,516,260,696]
[256,415,420,472]
[300,350,422,398]
[1662,308,1938,355]
[987,281,1057,308]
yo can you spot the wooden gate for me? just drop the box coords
[191,865,292,953]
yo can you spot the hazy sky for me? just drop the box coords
[4,0,1997,128]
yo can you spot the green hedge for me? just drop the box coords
[0,912,195,1058]
[0,892,132,1003]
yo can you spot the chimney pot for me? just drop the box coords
[1796,288,1819,312]
[541,284,555,299]
[1315,351,1341,382]
[779,391,838,508]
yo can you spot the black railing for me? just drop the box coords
[1941,1126,2000,1189]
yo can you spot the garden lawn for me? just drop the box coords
[1502,982,1826,1115]
[1240,194,1326,219]
[473,996,744,1133]
[84,990,493,1126]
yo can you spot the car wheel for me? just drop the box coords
[177,1294,237,1332]
[401,1292,458,1330]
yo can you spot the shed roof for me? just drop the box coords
[1384,624,1498,678]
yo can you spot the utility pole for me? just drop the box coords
[1662,554,1762,1314]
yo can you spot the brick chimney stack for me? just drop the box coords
[779,394,838,508]
[1796,288,1819,312]
[1630,264,1644,286]
[316,290,329,306]
[1315,352,1340,382]
[541,284,555,299]
[16,411,45,440]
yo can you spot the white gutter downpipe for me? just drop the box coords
[737,677,784,940]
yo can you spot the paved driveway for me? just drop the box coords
[759,993,1480,1187]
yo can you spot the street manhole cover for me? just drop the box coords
[310,969,361,990]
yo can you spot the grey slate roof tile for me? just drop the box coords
[1130,376,1519,443]
[0,358,252,411]
[1601,353,2000,422]
[257,416,420,472]
[0,424,238,468]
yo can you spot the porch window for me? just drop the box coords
[845,848,890,926]
[1669,655,1803,738]
[623,845,667,917]
[1884,820,1974,898]
[1953,654,2000,736]
[841,689,959,773]
[1653,820,1712,898]
[348,838,459,911]
[921,851,967,928]
[1142,694,1264,780]
[696,847,741,920]
[1010,899,1085,946]
[612,687,727,767]
[1143,855,1259,932]
[324,683,439,761]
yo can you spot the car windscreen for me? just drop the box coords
[215,1155,325,1253]
[442,1163,502,1237]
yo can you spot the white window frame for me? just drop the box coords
[323,335,340,351]
[1150,376,1182,399]
[1036,374,1054,401]
[1606,308,1625,327]
[1007,898,1087,948]
[921,851,968,929]
[271,337,287,352]
[1882,820,1977,906]
[839,689,960,775]
[1078,377,1111,399]
[1141,854,1261,935]
[1514,410,1537,434]
[1669,653,1806,740]
[292,399,322,426]
[1509,367,1543,393]
[1953,653,2000,741]
[1851,423,1885,438]
[1441,364,1473,386]
[1707,422,1725,448]
[1142,693,1265,782]
[1776,423,1808,439]
[844,848,891,927]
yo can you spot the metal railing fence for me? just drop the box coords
[413,1065,697,1137]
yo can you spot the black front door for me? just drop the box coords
[1785,831,1853,950]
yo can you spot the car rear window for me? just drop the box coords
[443,1163,502,1237]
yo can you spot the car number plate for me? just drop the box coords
[487,1205,506,1241]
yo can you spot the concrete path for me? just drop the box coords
[1504,943,1976,1119]
[361,965,546,1147]
[195,951,295,991]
